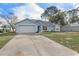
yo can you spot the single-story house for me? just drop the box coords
[15,18,60,34]
[0,24,11,33]
[61,22,79,32]
[0,24,3,30]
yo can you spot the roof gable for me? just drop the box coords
[15,18,55,26]
[15,18,30,25]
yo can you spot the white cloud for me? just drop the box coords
[49,3,65,11]
[0,17,8,25]
[57,6,65,12]
[72,3,79,9]
[12,3,44,21]
[0,8,9,25]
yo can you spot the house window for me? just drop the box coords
[56,28,59,30]
[43,26,47,30]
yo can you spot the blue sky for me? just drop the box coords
[37,3,76,10]
[0,3,78,20]
[0,3,24,15]
[0,3,77,14]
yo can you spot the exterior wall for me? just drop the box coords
[15,19,60,33]
[61,22,79,32]
[40,26,54,32]
[61,26,71,31]
[54,25,60,31]
[36,21,56,32]
[70,26,79,31]
[61,26,79,32]
[47,26,55,31]
[15,20,38,33]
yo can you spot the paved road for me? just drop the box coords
[0,35,78,56]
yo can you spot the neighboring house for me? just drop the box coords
[61,7,79,32]
[0,24,3,30]
[61,22,79,32]
[4,24,11,30]
[15,18,60,33]
[0,16,11,32]
[0,24,11,32]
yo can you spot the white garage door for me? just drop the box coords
[17,25,37,33]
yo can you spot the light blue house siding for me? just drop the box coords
[61,22,79,32]
[15,18,60,33]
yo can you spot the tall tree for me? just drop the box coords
[41,5,79,26]
[41,6,66,26]
[8,13,18,32]
[41,11,48,21]
[41,6,59,21]
[0,13,18,32]
[49,12,67,26]
[69,15,79,23]
[47,6,59,15]
[67,9,79,24]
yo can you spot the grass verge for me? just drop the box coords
[40,32,79,53]
[0,32,16,49]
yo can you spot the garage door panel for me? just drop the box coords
[17,25,37,33]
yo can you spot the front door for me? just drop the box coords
[37,26,41,33]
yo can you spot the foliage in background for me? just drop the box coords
[41,5,79,26]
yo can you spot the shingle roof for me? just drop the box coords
[15,18,55,26]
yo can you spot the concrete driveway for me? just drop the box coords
[0,34,78,56]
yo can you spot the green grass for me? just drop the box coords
[0,32,16,49]
[40,32,79,53]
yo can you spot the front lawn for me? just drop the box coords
[40,32,79,53]
[0,32,16,49]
